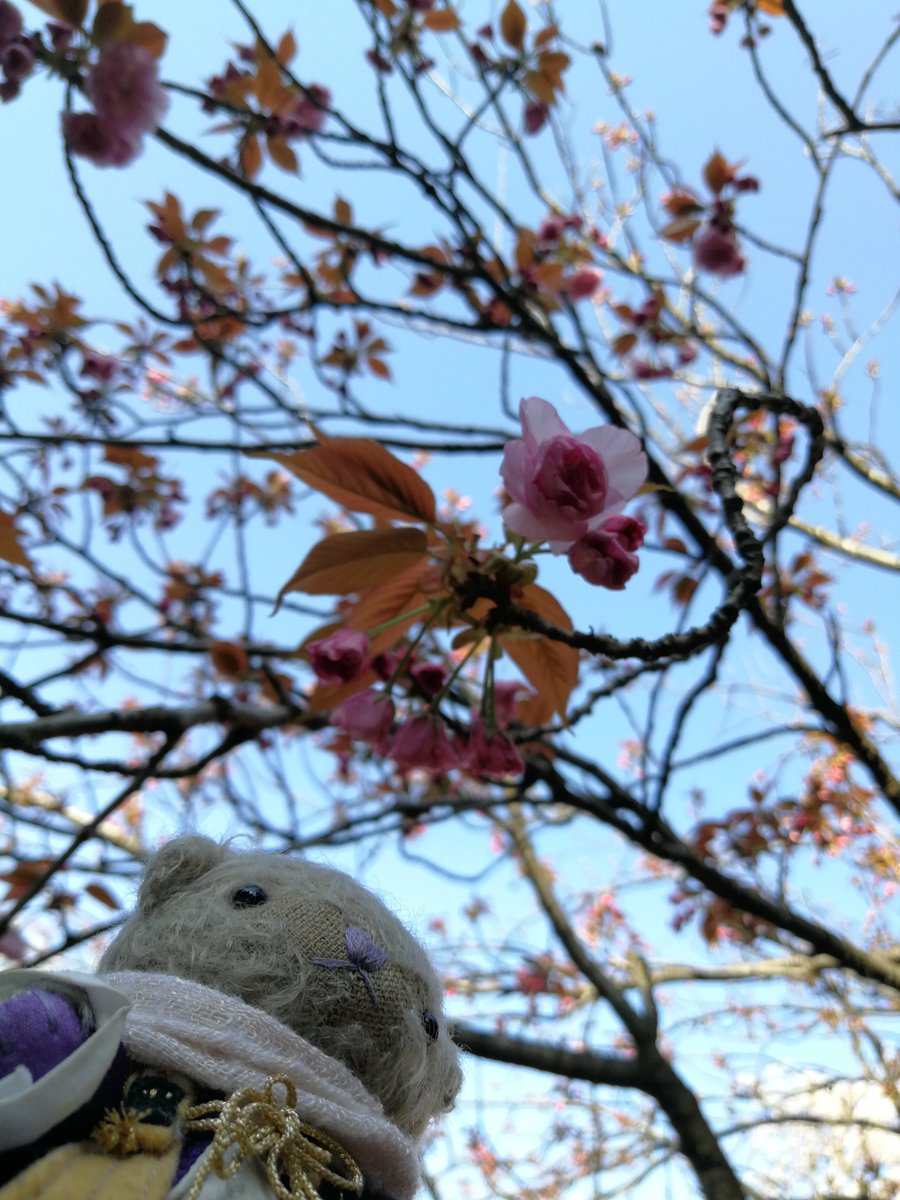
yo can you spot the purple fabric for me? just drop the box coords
[0,988,87,1082]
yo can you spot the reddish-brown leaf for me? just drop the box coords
[86,882,121,910]
[703,151,730,195]
[423,8,460,31]
[279,527,428,598]
[241,135,262,179]
[210,640,249,679]
[259,440,436,523]
[660,215,701,243]
[0,512,32,569]
[500,0,527,50]
[498,584,578,721]
[347,560,433,652]
[277,30,297,64]
[266,135,299,174]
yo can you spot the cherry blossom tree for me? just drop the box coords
[0,2,898,1197]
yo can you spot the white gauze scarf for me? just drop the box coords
[100,971,421,1200]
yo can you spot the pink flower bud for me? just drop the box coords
[410,661,447,698]
[0,2,22,46]
[692,224,745,277]
[62,112,141,167]
[389,714,459,774]
[332,688,394,746]
[567,515,646,589]
[524,100,549,134]
[307,629,369,684]
[564,266,603,300]
[462,719,524,780]
[1,38,31,82]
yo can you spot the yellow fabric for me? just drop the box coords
[0,1141,180,1200]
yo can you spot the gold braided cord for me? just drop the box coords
[184,1075,364,1200]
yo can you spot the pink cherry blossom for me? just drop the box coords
[567,515,646,589]
[501,396,647,548]
[462,719,524,780]
[493,680,529,727]
[62,112,141,168]
[87,42,169,138]
[524,100,549,134]
[389,714,459,774]
[307,629,369,684]
[410,661,447,697]
[564,266,603,300]
[332,688,394,746]
[280,84,330,138]
[0,39,30,81]
[0,2,22,46]
[692,224,745,277]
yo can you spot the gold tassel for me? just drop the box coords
[185,1075,364,1200]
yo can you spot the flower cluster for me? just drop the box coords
[64,41,169,168]
[308,630,526,780]
[0,2,32,102]
[501,397,647,589]
[693,155,758,278]
[518,212,606,306]
[611,291,698,382]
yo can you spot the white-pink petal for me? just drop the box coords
[580,425,647,500]
[519,396,569,446]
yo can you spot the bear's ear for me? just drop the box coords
[138,836,228,913]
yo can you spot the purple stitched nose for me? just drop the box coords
[311,925,389,1006]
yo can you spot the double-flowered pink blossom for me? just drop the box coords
[461,719,524,780]
[501,397,647,549]
[567,514,646,589]
[389,714,459,774]
[87,42,169,136]
[66,41,168,167]
[307,629,369,684]
[692,224,745,277]
[332,688,394,747]
[62,112,140,167]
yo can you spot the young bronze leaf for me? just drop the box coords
[500,0,527,50]
[279,527,428,599]
[498,633,578,723]
[347,560,432,653]
[497,584,578,721]
[258,440,436,524]
[0,512,32,569]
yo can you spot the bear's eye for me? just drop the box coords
[232,884,268,908]
[423,1010,439,1041]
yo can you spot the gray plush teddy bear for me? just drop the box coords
[0,836,462,1200]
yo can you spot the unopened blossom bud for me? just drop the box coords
[564,266,603,300]
[524,100,549,135]
[410,661,447,698]
[307,629,369,684]
[462,719,524,780]
[692,224,745,277]
[332,688,395,746]
[0,1,22,46]
[389,713,459,774]
[0,38,31,82]
[567,515,646,589]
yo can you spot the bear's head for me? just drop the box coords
[100,836,461,1138]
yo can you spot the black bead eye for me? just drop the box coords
[232,884,268,908]
[423,1010,439,1041]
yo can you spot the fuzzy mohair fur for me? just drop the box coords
[100,836,461,1139]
